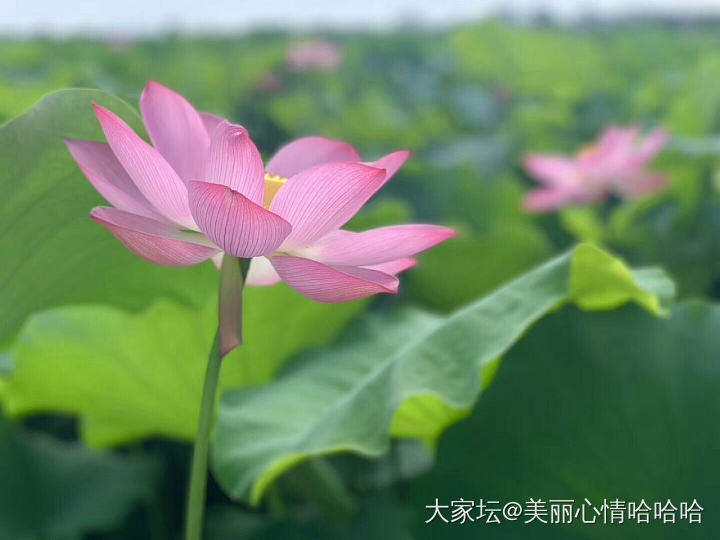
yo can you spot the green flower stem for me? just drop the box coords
[280,458,355,519]
[303,458,356,518]
[184,328,221,540]
[185,256,250,540]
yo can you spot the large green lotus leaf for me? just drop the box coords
[2,284,366,446]
[410,302,719,539]
[0,89,216,344]
[212,243,673,504]
[0,417,155,540]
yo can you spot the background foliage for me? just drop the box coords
[1,18,718,539]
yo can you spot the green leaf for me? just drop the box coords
[409,302,720,539]
[212,243,673,504]
[0,89,216,344]
[559,205,605,243]
[2,285,366,446]
[569,243,674,314]
[0,417,155,540]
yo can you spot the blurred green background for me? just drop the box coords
[1,17,719,540]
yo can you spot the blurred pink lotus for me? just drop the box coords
[286,39,342,71]
[65,81,453,302]
[105,33,133,52]
[522,125,669,212]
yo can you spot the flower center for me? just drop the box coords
[263,172,287,208]
[578,144,599,160]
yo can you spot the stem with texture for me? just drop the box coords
[184,256,249,540]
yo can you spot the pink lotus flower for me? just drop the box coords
[522,125,669,212]
[286,39,342,71]
[65,81,453,303]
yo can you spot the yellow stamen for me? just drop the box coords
[578,143,599,160]
[263,172,288,208]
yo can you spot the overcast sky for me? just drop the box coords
[4,0,720,36]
